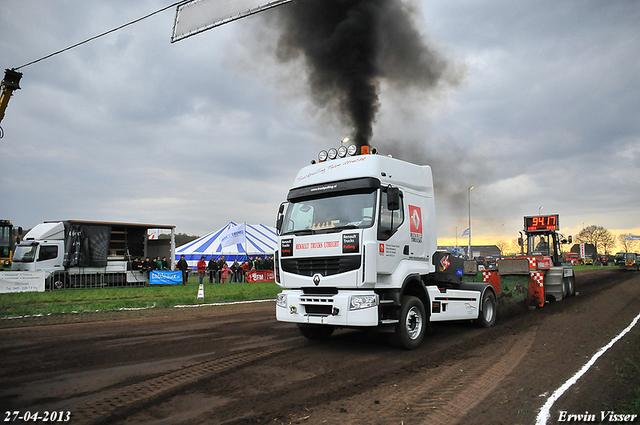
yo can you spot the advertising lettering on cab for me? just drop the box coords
[343,233,359,253]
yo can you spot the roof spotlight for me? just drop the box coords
[318,150,328,162]
[347,144,357,156]
[337,145,347,158]
[328,148,338,160]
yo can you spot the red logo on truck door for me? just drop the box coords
[409,205,423,243]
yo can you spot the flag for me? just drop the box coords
[148,229,160,240]
[220,223,246,248]
[462,227,470,236]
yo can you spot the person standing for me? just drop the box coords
[177,254,189,285]
[241,260,250,283]
[207,257,216,284]
[221,263,232,283]
[197,256,206,285]
[215,255,226,284]
[231,259,240,283]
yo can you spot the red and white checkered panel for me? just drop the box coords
[530,271,544,287]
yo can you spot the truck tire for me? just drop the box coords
[297,324,335,340]
[476,291,497,328]
[389,295,426,350]
[48,272,67,290]
[566,275,576,297]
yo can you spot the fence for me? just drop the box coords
[48,271,149,290]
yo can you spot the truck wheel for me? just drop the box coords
[569,276,576,297]
[297,324,334,340]
[48,273,67,290]
[390,296,426,350]
[564,276,575,298]
[476,291,497,328]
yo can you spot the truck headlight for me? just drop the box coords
[276,293,287,308]
[349,294,378,311]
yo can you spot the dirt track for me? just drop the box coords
[1,268,639,424]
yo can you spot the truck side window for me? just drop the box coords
[38,245,59,262]
[378,189,404,241]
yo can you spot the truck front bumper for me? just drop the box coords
[276,290,379,327]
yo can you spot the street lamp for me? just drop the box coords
[539,206,543,215]
[468,186,474,259]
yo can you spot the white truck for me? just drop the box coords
[274,146,497,349]
[11,220,175,289]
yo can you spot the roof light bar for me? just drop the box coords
[316,143,359,163]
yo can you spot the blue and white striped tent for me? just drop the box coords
[175,222,277,267]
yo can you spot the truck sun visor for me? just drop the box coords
[287,177,381,202]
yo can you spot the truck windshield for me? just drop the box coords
[13,243,38,263]
[283,190,376,235]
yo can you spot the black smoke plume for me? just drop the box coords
[274,0,455,148]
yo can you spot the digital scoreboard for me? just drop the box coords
[524,214,559,231]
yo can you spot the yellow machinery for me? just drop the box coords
[0,69,23,133]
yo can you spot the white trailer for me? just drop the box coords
[275,146,497,349]
[11,220,175,289]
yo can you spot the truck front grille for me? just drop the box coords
[302,304,333,316]
[281,255,361,277]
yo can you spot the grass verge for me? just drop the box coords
[0,277,280,318]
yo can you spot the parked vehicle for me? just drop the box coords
[619,253,640,271]
[0,219,21,270]
[580,255,594,266]
[11,220,175,289]
[564,252,579,265]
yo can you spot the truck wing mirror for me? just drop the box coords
[386,186,400,211]
[275,202,288,234]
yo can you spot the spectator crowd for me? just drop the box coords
[176,255,274,285]
[129,256,171,272]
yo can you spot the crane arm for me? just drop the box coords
[0,69,23,126]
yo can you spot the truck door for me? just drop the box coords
[377,187,406,274]
[36,244,63,272]
[407,199,426,260]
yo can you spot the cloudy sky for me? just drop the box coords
[1,0,638,248]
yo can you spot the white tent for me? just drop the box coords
[175,222,277,267]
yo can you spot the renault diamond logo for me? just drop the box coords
[312,273,322,286]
